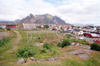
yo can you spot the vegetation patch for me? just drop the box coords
[43,42,51,50]
[65,34,72,38]
[57,39,71,48]
[16,45,39,57]
[7,28,11,31]
[91,42,100,51]
[0,38,11,46]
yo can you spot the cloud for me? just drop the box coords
[0,0,100,26]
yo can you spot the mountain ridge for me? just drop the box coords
[20,14,66,24]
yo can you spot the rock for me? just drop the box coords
[47,50,50,52]
[46,58,55,61]
[46,57,59,61]
[71,42,75,45]
[76,43,79,46]
[77,54,88,59]
[54,57,59,60]
[17,58,26,64]
[83,49,91,54]
[33,43,43,46]
[81,46,90,50]
[64,49,84,55]
[30,57,35,61]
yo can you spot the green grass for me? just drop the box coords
[0,32,18,66]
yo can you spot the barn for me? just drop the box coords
[6,25,16,29]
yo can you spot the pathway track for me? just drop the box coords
[6,31,22,53]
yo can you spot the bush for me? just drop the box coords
[44,25,49,29]
[40,48,47,53]
[36,26,41,28]
[38,37,41,39]
[16,45,38,57]
[52,50,58,55]
[57,42,62,47]
[0,38,10,46]
[61,27,64,31]
[62,39,71,48]
[91,42,100,51]
[0,27,3,29]
[57,39,71,48]
[43,42,51,50]
[65,34,72,38]
[52,28,56,31]
[7,28,11,31]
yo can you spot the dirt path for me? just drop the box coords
[6,31,22,53]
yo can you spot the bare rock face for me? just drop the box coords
[64,48,91,59]
[33,43,44,46]
[77,54,88,59]
[46,57,59,61]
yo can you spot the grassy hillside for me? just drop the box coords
[0,30,100,66]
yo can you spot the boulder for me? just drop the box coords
[71,42,75,45]
[17,58,26,64]
[30,57,35,61]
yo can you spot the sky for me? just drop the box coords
[0,0,100,26]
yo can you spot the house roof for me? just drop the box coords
[74,29,81,32]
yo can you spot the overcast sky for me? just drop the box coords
[0,0,100,26]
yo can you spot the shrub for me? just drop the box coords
[57,42,62,47]
[65,34,72,38]
[7,28,11,31]
[40,48,47,53]
[0,38,10,46]
[57,39,71,48]
[52,28,56,31]
[61,27,64,31]
[44,25,49,29]
[43,42,51,50]
[36,26,41,28]
[91,42,100,51]
[0,27,3,29]
[16,45,38,57]
[62,39,71,48]
[52,50,58,55]
[38,37,41,39]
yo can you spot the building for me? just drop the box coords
[72,29,83,35]
[6,25,16,29]
[23,23,36,30]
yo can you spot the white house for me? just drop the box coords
[73,29,83,35]
[90,27,96,32]
[23,23,36,30]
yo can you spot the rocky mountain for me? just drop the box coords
[20,14,66,24]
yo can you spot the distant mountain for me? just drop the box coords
[0,21,14,23]
[20,14,66,24]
